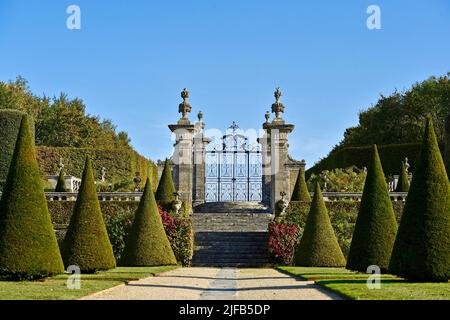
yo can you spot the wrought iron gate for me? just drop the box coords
[205,122,262,202]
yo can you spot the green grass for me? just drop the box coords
[279,266,450,300]
[0,266,178,300]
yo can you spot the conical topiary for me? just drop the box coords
[55,170,68,192]
[0,116,64,280]
[294,182,346,267]
[346,145,398,272]
[291,168,311,202]
[389,118,450,282]
[395,161,410,192]
[121,178,177,266]
[61,157,116,273]
[155,158,176,209]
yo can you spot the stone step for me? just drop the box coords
[194,202,271,214]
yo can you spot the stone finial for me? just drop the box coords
[271,87,285,121]
[178,88,192,119]
[404,157,410,173]
[265,111,270,123]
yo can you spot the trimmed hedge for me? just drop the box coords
[395,162,410,192]
[55,170,68,192]
[306,142,444,179]
[155,159,176,209]
[61,158,116,273]
[346,145,398,272]
[0,109,35,183]
[121,178,177,266]
[389,118,450,282]
[36,146,157,190]
[284,200,404,259]
[291,169,311,202]
[0,116,63,280]
[47,201,194,266]
[294,183,346,267]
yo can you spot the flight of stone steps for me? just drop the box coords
[192,202,273,268]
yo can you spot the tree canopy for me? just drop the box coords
[325,73,449,155]
[0,76,132,149]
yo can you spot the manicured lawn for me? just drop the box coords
[0,266,178,300]
[279,266,450,300]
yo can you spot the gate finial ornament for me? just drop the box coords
[178,88,192,120]
[271,87,285,122]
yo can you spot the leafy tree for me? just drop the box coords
[0,77,133,149]
[346,145,398,272]
[291,168,311,202]
[121,178,177,266]
[307,167,367,192]
[155,159,176,209]
[61,157,116,273]
[294,182,346,267]
[389,118,450,282]
[313,73,449,171]
[0,116,64,280]
[395,161,410,192]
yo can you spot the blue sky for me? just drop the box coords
[0,0,449,167]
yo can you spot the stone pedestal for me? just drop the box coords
[260,121,295,211]
[193,132,211,206]
[169,121,195,203]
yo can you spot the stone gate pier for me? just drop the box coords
[166,87,304,212]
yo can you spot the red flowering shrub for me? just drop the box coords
[268,222,299,265]
[158,206,194,266]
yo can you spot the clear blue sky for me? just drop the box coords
[0,0,449,167]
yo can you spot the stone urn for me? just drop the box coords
[172,192,183,215]
[274,191,289,223]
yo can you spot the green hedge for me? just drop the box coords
[36,147,157,190]
[47,201,194,266]
[0,109,35,182]
[285,200,404,258]
[306,143,446,178]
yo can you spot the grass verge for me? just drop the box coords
[278,266,450,300]
[0,266,178,300]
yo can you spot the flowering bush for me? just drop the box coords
[103,204,194,266]
[268,222,299,265]
[159,206,194,267]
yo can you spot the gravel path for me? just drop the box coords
[82,267,341,300]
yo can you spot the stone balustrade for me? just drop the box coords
[0,191,409,202]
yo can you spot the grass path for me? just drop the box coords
[0,266,177,300]
[279,267,450,300]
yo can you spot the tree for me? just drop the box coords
[346,145,398,272]
[389,118,450,282]
[61,157,116,273]
[395,161,410,192]
[0,116,64,280]
[294,182,346,267]
[121,178,177,266]
[155,158,176,209]
[291,168,311,202]
[55,170,68,192]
